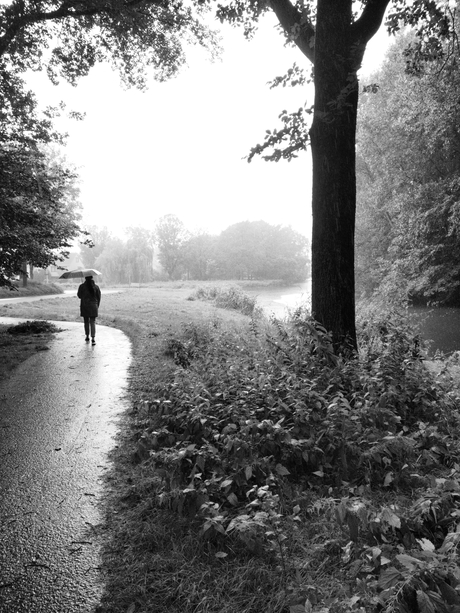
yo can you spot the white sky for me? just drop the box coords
[26,13,389,240]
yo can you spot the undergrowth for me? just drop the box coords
[7,320,61,335]
[190,285,262,316]
[127,306,460,613]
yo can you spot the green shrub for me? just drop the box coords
[191,285,262,316]
[133,306,460,610]
[7,320,60,335]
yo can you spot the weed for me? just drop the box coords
[136,305,460,612]
[7,320,60,335]
[191,285,262,316]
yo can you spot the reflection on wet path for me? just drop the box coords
[0,319,131,613]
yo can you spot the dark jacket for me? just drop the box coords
[77,280,101,318]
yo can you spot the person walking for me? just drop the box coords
[77,275,101,345]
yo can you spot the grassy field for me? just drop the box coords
[2,284,460,613]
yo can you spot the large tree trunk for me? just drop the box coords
[310,0,358,351]
[21,261,28,287]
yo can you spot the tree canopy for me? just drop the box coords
[356,27,460,307]
[0,143,84,286]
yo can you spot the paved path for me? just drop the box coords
[0,317,131,612]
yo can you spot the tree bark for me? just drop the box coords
[270,0,390,351]
[21,261,28,287]
[309,0,359,350]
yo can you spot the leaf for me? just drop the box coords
[245,465,252,480]
[275,463,290,476]
[220,479,233,489]
[416,590,436,613]
[416,538,435,552]
[313,470,324,477]
[380,507,401,529]
[215,551,228,559]
[437,580,460,605]
[126,605,136,613]
[227,492,238,506]
[378,567,402,590]
[289,605,306,613]
[396,554,423,571]
[383,472,394,487]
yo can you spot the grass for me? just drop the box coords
[0,281,63,297]
[0,320,61,382]
[2,283,460,613]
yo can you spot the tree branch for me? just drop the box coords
[0,0,161,57]
[269,0,315,63]
[352,0,391,44]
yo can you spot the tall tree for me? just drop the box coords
[214,220,309,282]
[94,236,128,284]
[218,0,453,349]
[0,144,83,286]
[80,226,112,269]
[125,226,155,283]
[182,232,216,280]
[154,214,188,279]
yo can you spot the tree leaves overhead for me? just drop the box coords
[0,0,219,88]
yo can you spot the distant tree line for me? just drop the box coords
[356,28,460,307]
[80,216,310,285]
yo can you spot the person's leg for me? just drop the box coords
[84,317,90,340]
[90,317,96,344]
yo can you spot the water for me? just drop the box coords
[252,282,310,318]
[252,284,460,356]
[409,307,460,356]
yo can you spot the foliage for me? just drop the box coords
[356,28,460,306]
[0,1,217,88]
[80,226,112,269]
[214,221,310,283]
[181,232,216,280]
[128,302,460,611]
[0,143,85,287]
[154,214,189,280]
[7,319,60,335]
[190,285,261,316]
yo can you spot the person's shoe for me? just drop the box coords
[91,338,96,345]
[85,336,90,342]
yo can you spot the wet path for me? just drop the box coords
[0,319,131,612]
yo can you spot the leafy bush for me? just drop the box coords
[191,285,262,316]
[7,320,60,335]
[134,307,460,611]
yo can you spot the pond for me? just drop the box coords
[251,283,460,356]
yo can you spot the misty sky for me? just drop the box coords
[26,13,389,239]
